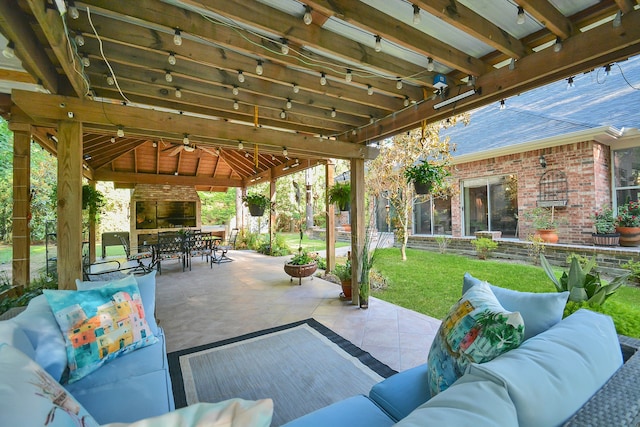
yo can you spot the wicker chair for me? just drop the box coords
[211,228,238,265]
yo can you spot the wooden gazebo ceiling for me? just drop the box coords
[2,0,640,188]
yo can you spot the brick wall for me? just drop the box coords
[451,140,611,245]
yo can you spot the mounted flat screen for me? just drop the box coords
[135,201,196,229]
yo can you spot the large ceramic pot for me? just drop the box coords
[284,262,318,285]
[534,229,559,244]
[616,227,640,247]
[340,279,352,299]
[592,232,620,247]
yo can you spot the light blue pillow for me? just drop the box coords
[44,277,157,383]
[0,319,35,359]
[427,282,524,397]
[468,309,622,427]
[463,273,569,340]
[0,343,99,427]
[76,271,158,334]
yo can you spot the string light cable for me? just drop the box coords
[60,10,91,96]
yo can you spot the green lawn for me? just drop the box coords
[372,247,640,338]
[0,245,47,265]
[279,232,349,252]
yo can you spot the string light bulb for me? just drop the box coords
[238,70,245,83]
[183,134,189,144]
[404,97,410,107]
[303,6,312,25]
[369,115,375,124]
[566,76,575,89]
[175,88,182,98]
[412,4,421,25]
[81,54,90,67]
[282,147,288,157]
[517,7,525,25]
[256,60,263,75]
[106,74,115,86]
[613,10,622,28]
[499,99,506,110]
[427,57,434,72]
[320,72,327,86]
[68,2,79,19]
[231,86,239,96]
[165,71,173,82]
[173,29,182,46]
[345,69,352,83]
[117,126,124,138]
[286,98,292,109]
[509,58,516,70]
[553,37,563,53]
[215,148,220,156]
[292,84,299,93]
[75,32,85,47]
[110,137,116,143]
[467,75,476,86]
[367,85,373,95]
[2,41,14,59]
[280,39,289,55]
[238,141,243,150]
[280,110,286,119]
[604,64,612,76]
[233,100,239,110]
[374,35,382,52]
[396,79,403,90]
[168,52,176,65]
[330,108,336,118]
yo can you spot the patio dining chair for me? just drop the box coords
[82,243,127,281]
[185,231,214,270]
[152,234,186,274]
[211,228,238,266]
[119,235,154,274]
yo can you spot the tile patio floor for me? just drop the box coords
[154,249,441,372]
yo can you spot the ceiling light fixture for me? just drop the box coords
[367,85,373,95]
[233,100,239,110]
[75,32,85,47]
[183,134,189,144]
[613,10,622,28]
[175,88,182,98]
[396,79,403,90]
[165,71,173,82]
[238,70,245,83]
[280,39,289,55]
[499,99,506,110]
[427,57,434,72]
[68,1,79,19]
[374,35,382,52]
[331,108,336,118]
[256,60,263,75]
[286,98,292,109]
[106,74,115,86]
[303,6,313,25]
[433,88,478,109]
[81,54,90,67]
[320,72,327,86]
[412,4,421,25]
[280,110,286,119]
[173,29,182,46]
[232,85,239,95]
[168,52,176,65]
[292,83,300,93]
[238,141,243,150]
[2,41,15,59]
[117,125,124,138]
[345,69,352,83]
[517,7,525,25]
[553,37,563,53]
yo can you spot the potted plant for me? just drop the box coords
[403,161,450,195]
[592,207,619,246]
[616,200,640,247]
[523,206,562,243]
[242,193,270,217]
[284,249,318,285]
[328,182,351,211]
[333,258,352,298]
[470,237,498,260]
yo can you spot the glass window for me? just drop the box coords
[614,148,640,208]
[413,196,452,235]
[462,175,518,237]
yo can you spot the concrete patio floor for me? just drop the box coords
[154,249,441,372]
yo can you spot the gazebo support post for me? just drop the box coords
[87,180,97,263]
[269,177,276,255]
[350,158,366,306]
[325,160,336,274]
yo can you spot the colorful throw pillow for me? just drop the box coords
[0,343,99,427]
[462,273,569,340]
[427,282,525,397]
[44,276,157,383]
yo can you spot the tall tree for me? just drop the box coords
[367,117,468,260]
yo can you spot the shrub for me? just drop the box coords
[435,235,449,254]
[470,238,498,260]
[622,259,640,285]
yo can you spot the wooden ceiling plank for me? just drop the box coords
[12,90,378,159]
[304,0,487,76]
[23,0,87,96]
[94,169,243,187]
[0,2,58,93]
[515,0,575,39]
[414,0,530,59]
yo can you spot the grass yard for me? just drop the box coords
[279,232,349,252]
[373,247,640,338]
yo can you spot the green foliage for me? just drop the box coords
[524,206,562,230]
[435,235,449,254]
[0,273,58,315]
[235,231,265,250]
[327,182,351,211]
[403,161,450,188]
[592,207,616,234]
[564,300,640,337]
[333,259,352,281]
[199,189,236,225]
[541,254,628,305]
[622,259,640,285]
[288,250,316,265]
[470,237,498,259]
[526,234,546,264]
[242,192,270,209]
[616,200,640,227]
[81,185,106,214]
[256,233,292,257]
[315,256,327,271]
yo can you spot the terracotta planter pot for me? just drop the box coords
[284,262,318,285]
[534,229,559,244]
[340,279,352,299]
[616,227,640,247]
[592,233,620,247]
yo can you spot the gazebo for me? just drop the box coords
[1,0,639,302]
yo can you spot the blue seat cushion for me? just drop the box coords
[281,395,395,427]
[369,363,430,421]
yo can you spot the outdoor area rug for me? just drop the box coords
[168,318,397,426]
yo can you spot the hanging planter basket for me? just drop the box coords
[248,203,266,217]
[414,182,432,195]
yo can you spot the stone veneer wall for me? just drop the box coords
[451,140,611,245]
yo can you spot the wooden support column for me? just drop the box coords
[235,187,243,233]
[57,121,83,290]
[270,178,276,255]
[350,158,366,306]
[88,180,97,263]
[11,128,30,289]
[325,160,336,273]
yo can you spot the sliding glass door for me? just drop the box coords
[462,175,518,237]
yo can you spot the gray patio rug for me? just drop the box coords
[168,319,397,426]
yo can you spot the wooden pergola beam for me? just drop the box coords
[94,170,243,187]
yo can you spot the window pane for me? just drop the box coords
[414,199,432,234]
[614,148,640,188]
[433,197,452,235]
[489,175,518,238]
